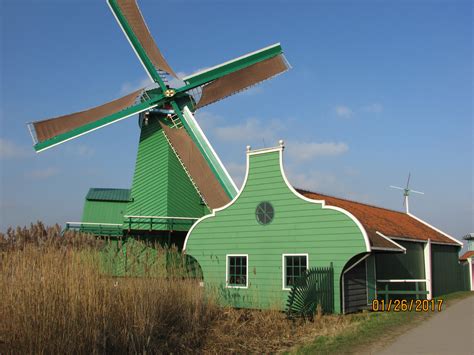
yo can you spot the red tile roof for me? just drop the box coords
[460,251,474,261]
[295,189,461,249]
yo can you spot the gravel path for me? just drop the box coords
[379,295,474,355]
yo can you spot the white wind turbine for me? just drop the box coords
[390,173,424,214]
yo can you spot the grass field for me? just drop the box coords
[1,223,470,353]
[0,223,352,353]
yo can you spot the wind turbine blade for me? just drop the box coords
[390,185,405,190]
[406,172,411,189]
[410,189,425,195]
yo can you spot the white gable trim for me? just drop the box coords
[184,144,371,252]
[278,147,371,252]
[468,257,473,291]
[183,145,252,251]
[375,231,407,253]
[407,212,462,247]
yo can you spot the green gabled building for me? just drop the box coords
[184,142,468,314]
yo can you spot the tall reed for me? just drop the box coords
[0,223,350,353]
[0,244,216,353]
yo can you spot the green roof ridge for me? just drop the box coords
[86,188,132,202]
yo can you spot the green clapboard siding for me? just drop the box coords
[125,119,207,231]
[431,244,465,297]
[82,200,128,225]
[185,149,368,313]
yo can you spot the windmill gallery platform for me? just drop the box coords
[27,1,471,314]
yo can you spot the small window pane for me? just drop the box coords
[228,256,247,287]
[285,255,307,288]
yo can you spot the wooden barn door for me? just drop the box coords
[343,258,368,313]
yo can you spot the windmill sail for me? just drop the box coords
[181,43,290,108]
[30,88,156,152]
[196,54,289,108]
[108,0,177,79]
[161,123,231,209]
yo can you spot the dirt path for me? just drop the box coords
[379,295,474,355]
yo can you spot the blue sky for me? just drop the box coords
[0,0,472,245]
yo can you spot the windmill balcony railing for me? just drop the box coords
[123,215,199,232]
[65,222,123,236]
[376,279,429,302]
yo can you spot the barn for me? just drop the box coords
[184,142,468,314]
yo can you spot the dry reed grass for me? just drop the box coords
[0,221,102,251]
[0,223,353,354]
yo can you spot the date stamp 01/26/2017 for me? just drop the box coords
[371,299,444,312]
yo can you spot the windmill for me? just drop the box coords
[26,0,290,240]
[390,173,424,214]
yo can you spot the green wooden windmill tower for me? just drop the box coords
[27,0,290,245]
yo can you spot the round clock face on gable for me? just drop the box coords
[255,202,274,225]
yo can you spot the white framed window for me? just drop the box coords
[226,254,249,288]
[282,254,309,290]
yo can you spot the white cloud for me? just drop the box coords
[75,145,95,157]
[0,138,32,159]
[363,103,383,113]
[225,162,246,188]
[240,85,264,96]
[213,117,283,144]
[284,167,373,204]
[65,144,95,158]
[119,77,154,95]
[168,68,209,88]
[285,169,340,193]
[286,141,349,161]
[334,105,353,118]
[168,71,187,89]
[194,111,223,132]
[26,167,60,179]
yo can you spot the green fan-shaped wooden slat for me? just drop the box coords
[286,265,334,319]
